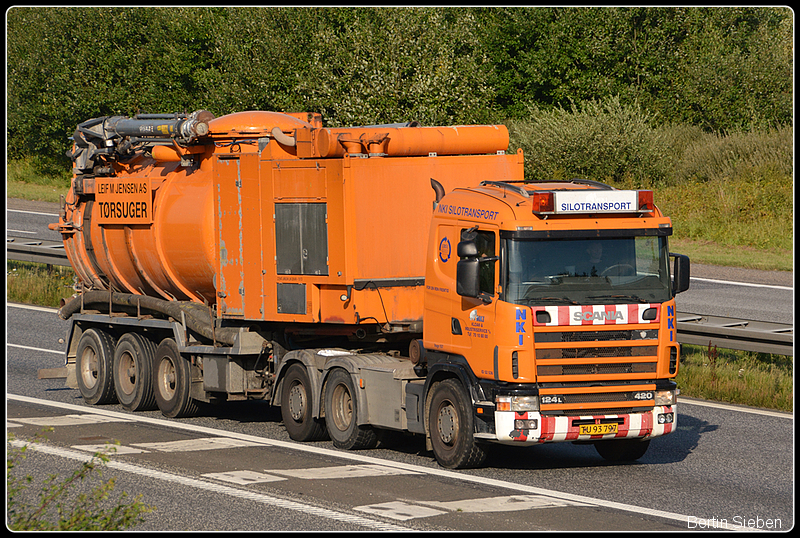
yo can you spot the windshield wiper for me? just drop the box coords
[528,296,580,305]
[588,294,649,303]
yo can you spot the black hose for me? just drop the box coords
[58,291,239,346]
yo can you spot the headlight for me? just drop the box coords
[496,395,539,412]
[655,389,677,406]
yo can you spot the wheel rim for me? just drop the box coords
[436,400,458,446]
[157,357,177,400]
[288,382,306,422]
[330,382,353,432]
[79,347,99,389]
[117,351,137,395]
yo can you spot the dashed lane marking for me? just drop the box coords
[8,439,408,532]
[131,437,262,452]
[202,470,288,485]
[10,414,132,427]
[269,464,421,480]
[355,501,447,521]
[71,443,149,455]
[354,494,589,521]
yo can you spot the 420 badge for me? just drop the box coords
[95,178,152,224]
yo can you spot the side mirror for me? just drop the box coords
[456,257,480,298]
[670,253,690,295]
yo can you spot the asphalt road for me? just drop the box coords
[7,302,794,532]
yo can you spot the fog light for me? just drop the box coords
[515,419,538,430]
[658,412,674,424]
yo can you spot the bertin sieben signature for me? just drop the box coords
[687,514,783,530]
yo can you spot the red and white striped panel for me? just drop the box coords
[532,304,660,326]
[495,406,675,444]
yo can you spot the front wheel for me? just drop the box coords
[594,439,650,462]
[428,379,487,469]
[324,368,377,450]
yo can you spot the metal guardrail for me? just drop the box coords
[7,237,71,266]
[6,237,794,356]
[676,313,793,357]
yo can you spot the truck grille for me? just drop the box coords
[538,362,656,376]
[535,326,659,381]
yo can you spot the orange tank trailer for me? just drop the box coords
[56,110,523,339]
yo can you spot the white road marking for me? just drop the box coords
[132,437,262,452]
[7,343,64,354]
[71,443,149,455]
[355,501,447,521]
[679,396,792,419]
[7,209,59,217]
[202,470,287,485]
[355,494,589,521]
[690,276,792,291]
[269,464,420,480]
[7,439,407,532]
[420,494,590,513]
[10,414,132,427]
[7,394,750,530]
[7,303,59,313]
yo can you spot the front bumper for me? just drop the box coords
[490,405,676,444]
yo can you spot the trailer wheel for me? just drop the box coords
[324,368,378,450]
[113,333,157,412]
[428,379,487,469]
[75,328,117,405]
[594,439,650,462]
[153,338,199,418]
[280,363,328,442]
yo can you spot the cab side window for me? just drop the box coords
[475,230,496,295]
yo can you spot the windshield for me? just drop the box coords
[503,236,671,305]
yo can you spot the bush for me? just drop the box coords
[7,432,153,531]
[508,96,672,186]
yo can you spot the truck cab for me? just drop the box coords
[420,179,689,466]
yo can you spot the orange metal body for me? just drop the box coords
[422,182,680,394]
[59,111,524,331]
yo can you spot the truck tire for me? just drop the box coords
[280,363,328,442]
[75,328,117,405]
[113,333,157,412]
[428,379,487,469]
[324,368,378,450]
[594,439,651,462]
[152,338,199,418]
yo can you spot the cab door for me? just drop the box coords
[450,227,500,381]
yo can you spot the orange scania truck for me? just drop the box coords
[47,109,690,468]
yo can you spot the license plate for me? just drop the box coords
[579,423,618,436]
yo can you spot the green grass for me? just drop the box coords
[7,157,71,203]
[7,261,77,308]
[677,344,792,412]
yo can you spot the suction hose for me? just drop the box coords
[58,291,239,346]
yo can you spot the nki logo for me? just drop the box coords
[469,310,484,323]
[573,310,624,322]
